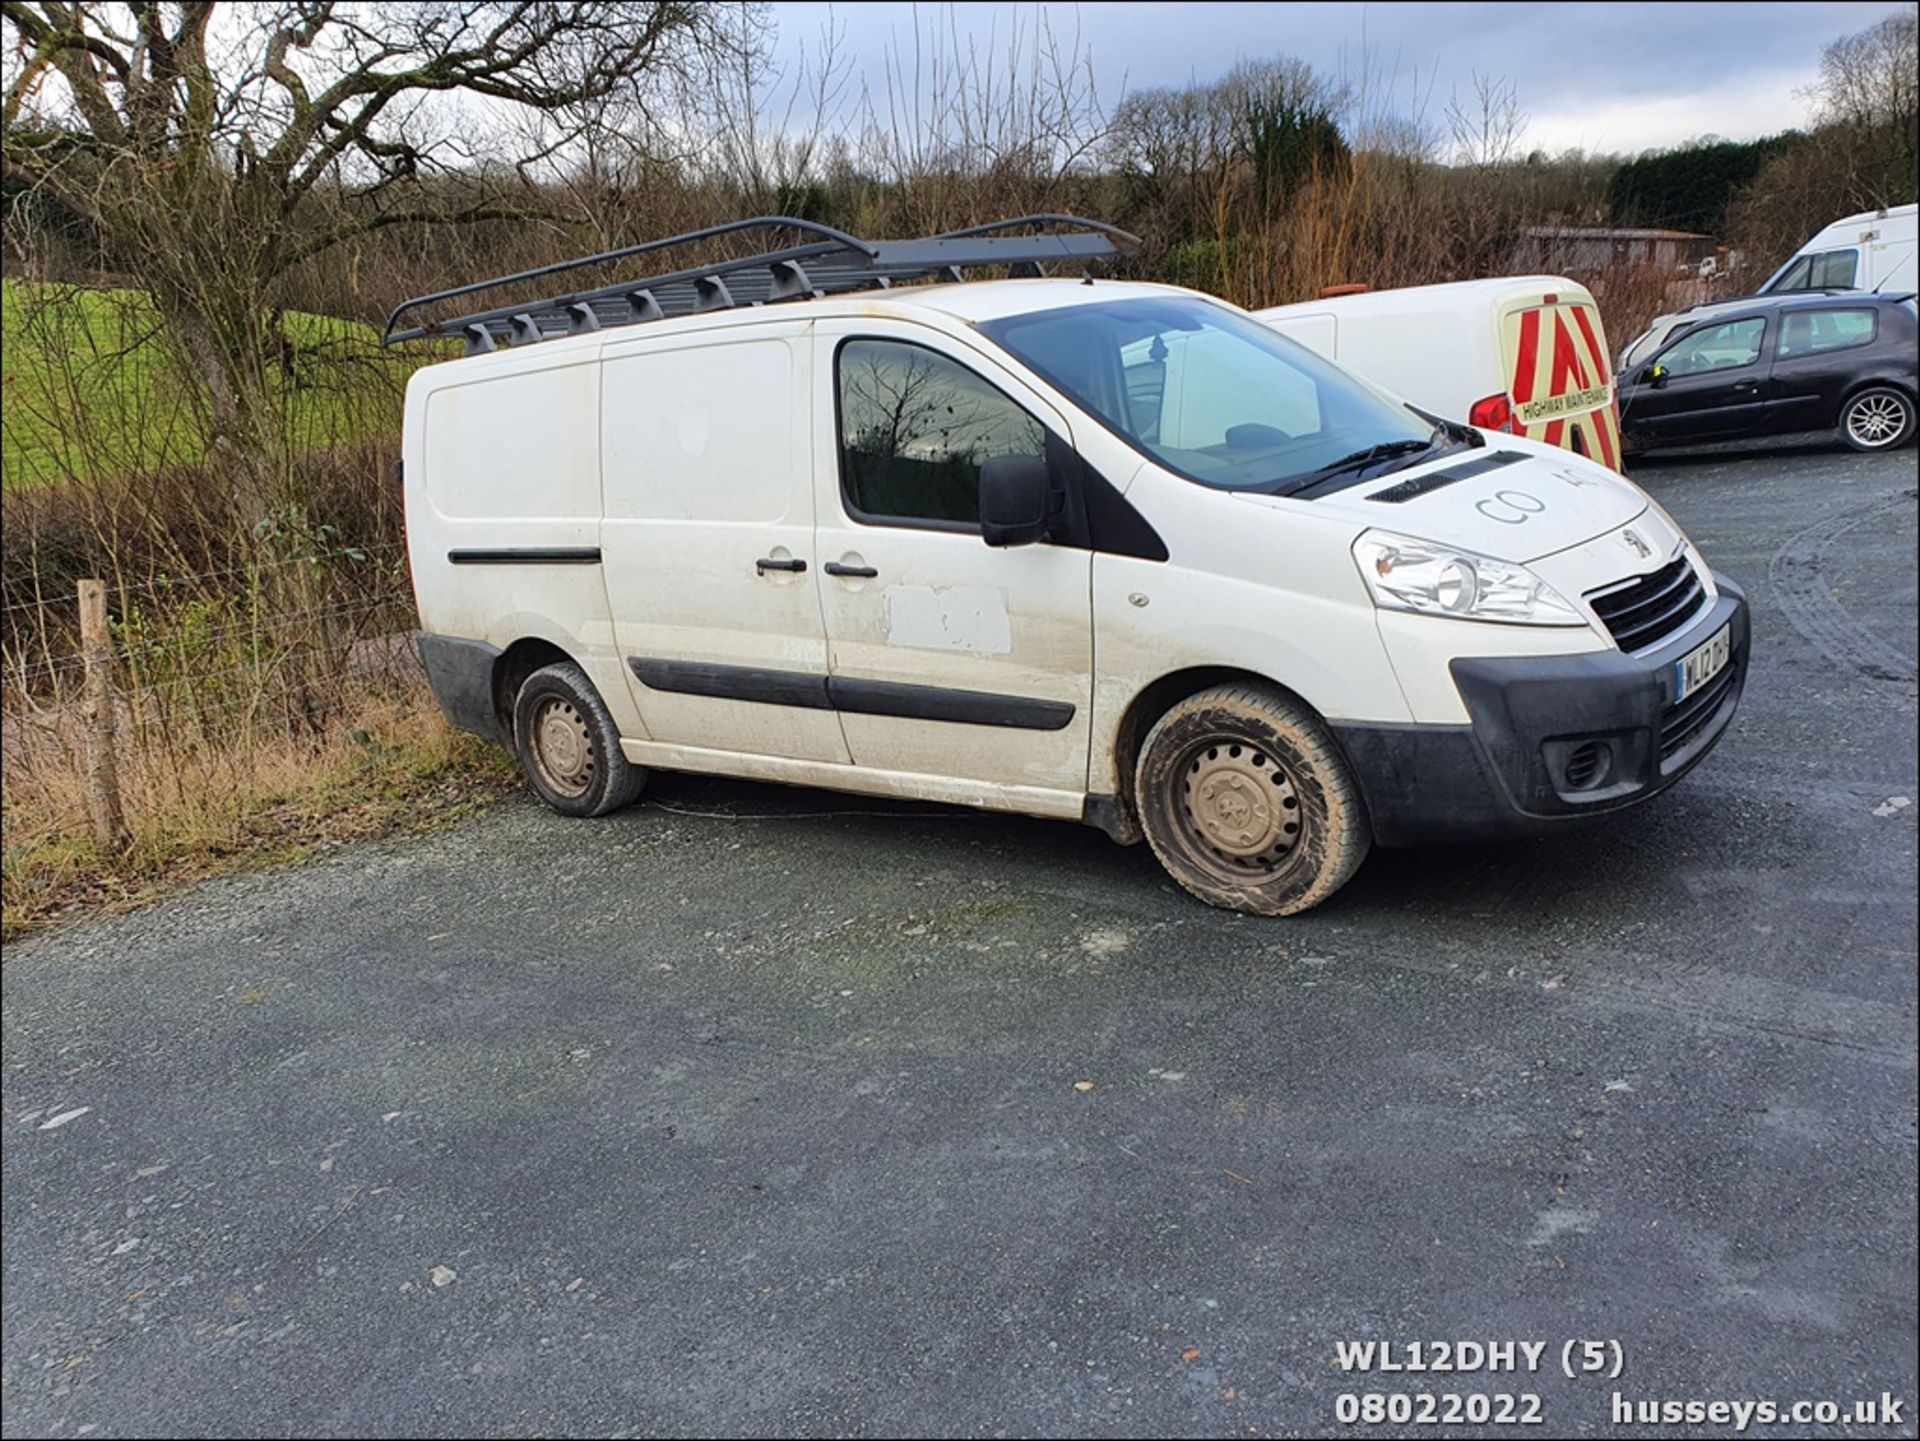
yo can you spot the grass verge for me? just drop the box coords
[1,691,521,939]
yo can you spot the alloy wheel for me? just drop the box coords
[1846,391,1908,448]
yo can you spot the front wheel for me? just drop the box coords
[1839,387,1915,452]
[511,661,647,818]
[1133,683,1371,916]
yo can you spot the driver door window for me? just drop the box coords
[1772,249,1858,292]
[1659,318,1766,377]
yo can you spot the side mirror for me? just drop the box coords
[979,453,1054,548]
[1647,363,1669,388]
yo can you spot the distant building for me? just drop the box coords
[1512,226,1715,272]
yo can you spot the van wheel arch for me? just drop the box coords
[1113,667,1363,825]
[492,638,576,736]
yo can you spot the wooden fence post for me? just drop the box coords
[77,579,129,854]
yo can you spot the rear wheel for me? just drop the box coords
[1134,683,1371,916]
[1839,387,1915,452]
[511,662,646,818]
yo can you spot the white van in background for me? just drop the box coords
[1757,203,1917,296]
[1256,277,1626,470]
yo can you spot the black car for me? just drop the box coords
[1617,291,1917,455]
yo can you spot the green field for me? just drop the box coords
[1,280,409,488]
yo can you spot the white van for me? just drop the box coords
[1256,277,1626,469]
[1757,203,1917,296]
[391,217,1748,916]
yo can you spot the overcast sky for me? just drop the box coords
[767,1,1913,157]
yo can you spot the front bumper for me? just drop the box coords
[1335,574,1750,846]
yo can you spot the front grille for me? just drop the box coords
[1587,556,1707,653]
[1660,660,1737,762]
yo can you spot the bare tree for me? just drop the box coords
[1446,72,1526,172]
[1,1,754,510]
[857,3,1106,233]
[1732,9,1919,273]
[1810,9,1919,133]
[1805,8,1918,203]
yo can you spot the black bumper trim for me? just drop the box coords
[1336,574,1749,846]
[415,633,505,741]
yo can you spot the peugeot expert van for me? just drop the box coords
[1257,277,1627,470]
[391,217,1748,916]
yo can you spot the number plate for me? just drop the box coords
[1674,623,1731,701]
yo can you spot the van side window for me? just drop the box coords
[1770,255,1812,291]
[837,338,1046,527]
[1658,317,1766,376]
[1773,250,1859,292]
[1808,250,1859,288]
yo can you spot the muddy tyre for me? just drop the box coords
[1134,683,1370,916]
[511,662,646,818]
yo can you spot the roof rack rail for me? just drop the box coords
[382,213,1139,355]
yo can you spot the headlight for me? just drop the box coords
[1352,531,1587,626]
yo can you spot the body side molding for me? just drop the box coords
[628,657,1075,731]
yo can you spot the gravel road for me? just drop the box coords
[4,439,1915,1439]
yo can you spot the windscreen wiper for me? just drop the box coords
[1279,438,1437,496]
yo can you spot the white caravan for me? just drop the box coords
[393,217,1748,916]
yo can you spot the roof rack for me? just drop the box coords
[382,213,1140,355]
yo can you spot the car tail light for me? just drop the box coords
[1470,392,1519,433]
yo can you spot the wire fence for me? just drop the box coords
[2,559,431,857]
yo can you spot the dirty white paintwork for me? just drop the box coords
[883,585,1013,655]
[404,274,1705,821]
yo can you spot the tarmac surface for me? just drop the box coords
[4,438,1915,1438]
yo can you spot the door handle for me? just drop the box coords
[823,561,879,579]
[755,556,807,574]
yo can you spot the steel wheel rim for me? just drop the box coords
[1172,736,1308,881]
[530,696,595,798]
[1847,392,1904,447]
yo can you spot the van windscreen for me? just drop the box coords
[980,296,1443,496]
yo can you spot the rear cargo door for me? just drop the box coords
[1499,292,1623,469]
